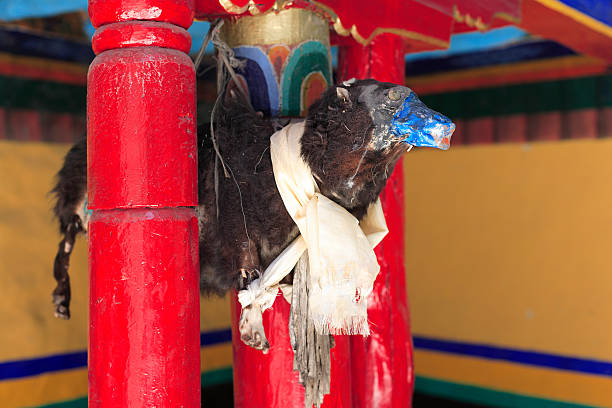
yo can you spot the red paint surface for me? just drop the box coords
[329,0,451,50]
[405,0,520,26]
[451,119,465,145]
[231,290,355,407]
[93,21,192,55]
[194,0,612,62]
[88,1,199,406]
[528,112,562,141]
[564,109,599,139]
[196,0,451,51]
[43,112,75,143]
[322,333,353,407]
[465,117,495,145]
[601,107,612,138]
[521,0,612,63]
[0,59,86,85]
[89,0,194,29]
[231,292,307,408]
[0,108,5,140]
[87,47,196,210]
[338,34,406,84]
[89,209,200,407]
[338,34,414,408]
[496,114,527,143]
[7,109,42,141]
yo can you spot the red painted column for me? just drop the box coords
[231,292,353,408]
[338,33,414,408]
[87,1,200,406]
[223,9,353,408]
[231,293,306,408]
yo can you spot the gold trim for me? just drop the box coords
[453,5,521,32]
[220,7,330,47]
[218,0,249,15]
[311,1,450,48]
[218,0,294,16]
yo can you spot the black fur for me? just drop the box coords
[301,79,409,219]
[50,141,87,319]
[51,79,412,316]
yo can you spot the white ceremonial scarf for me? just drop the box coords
[237,121,388,335]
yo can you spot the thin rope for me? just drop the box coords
[194,18,221,71]
[204,19,257,229]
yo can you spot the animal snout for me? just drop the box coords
[390,94,455,150]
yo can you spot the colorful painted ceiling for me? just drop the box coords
[192,0,611,61]
[1,0,610,61]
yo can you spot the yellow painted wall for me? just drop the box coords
[0,141,89,361]
[0,141,232,407]
[4,138,612,406]
[404,139,612,405]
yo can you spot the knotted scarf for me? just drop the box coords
[238,121,388,335]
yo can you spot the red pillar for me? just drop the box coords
[224,9,354,408]
[338,34,414,408]
[87,1,200,406]
[231,293,353,408]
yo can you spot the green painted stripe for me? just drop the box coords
[420,75,612,120]
[29,368,234,408]
[415,375,600,408]
[201,366,233,387]
[33,397,86,408]
[0,75,85,114]
[31,370,600,408]
[2,72,609,119]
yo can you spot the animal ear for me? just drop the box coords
[336,87,352,108]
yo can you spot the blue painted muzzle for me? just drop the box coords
[390,92,454,150]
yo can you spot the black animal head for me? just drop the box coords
[301,78,454,216]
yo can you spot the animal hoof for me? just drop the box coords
[54,305,70,320]
[53,295,70,319]
[239,267,262,289]
[239,305,270,353]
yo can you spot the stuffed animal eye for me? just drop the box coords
[388,89,401,101]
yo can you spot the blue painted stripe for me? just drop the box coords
[0,27,94,64]
[560,0,612,26]
[6,331,612,381]
[200,328,232,346]
[413,336,612,377]
[234,46,280,116]
[0,329,233,381]
[405,40,575,77]
[404,27,527,64]
[0,351,87,381]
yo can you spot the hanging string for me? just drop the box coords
[194,18,220,72]
[196,20,257,229]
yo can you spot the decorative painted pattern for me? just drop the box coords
[280,41,331,116]
[300,71,327,116]
[234,46,279,116]
[233,40,331,117]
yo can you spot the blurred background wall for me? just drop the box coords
[0,2,611,407]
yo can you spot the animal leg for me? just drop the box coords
[239,304,270,353]
[236,239,270,352]
[52,214,83,319]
